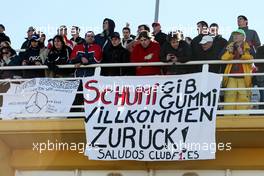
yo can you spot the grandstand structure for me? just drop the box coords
[0,60,264,176]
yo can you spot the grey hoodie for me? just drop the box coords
[229,26,261,49]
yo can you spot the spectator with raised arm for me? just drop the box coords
[127,24,150,53]
[221,29,254,111]
[58,25,74,49]
[131,30,161,76]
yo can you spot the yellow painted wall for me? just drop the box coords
[0,139,14,176]
[0,117,264,172]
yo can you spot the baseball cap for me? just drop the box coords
[232,29,246,37]
[111,32,120,39]
[199,35,213,44]
[30,34,40,41]
[27,26,35,32]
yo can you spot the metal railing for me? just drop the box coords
[0,59,263,118]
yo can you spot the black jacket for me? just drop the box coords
[102,44,133,76]
[154,31,167,47]
[46,47,71,65]
[46,47,72,75]
[190,34,205,72]
[255,46,264,86]
[95,18,115,52]
[19,38,31,58]
[190,34,224,73]
[195,44,222,73]
[22,47,44,78]
[0,33,10,43]
[213,35,228,55]
[0,55,22,79]
[191,34,204,59]
[70,36,85,45]
[22,47,41,65]
[20,38,31,50]
[160,41,192,74]
[256,46,264,73]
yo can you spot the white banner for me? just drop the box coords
[1,78,79,119]
[83,72,222,161]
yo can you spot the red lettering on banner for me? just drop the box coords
[83,80,160,106]
[114,86,126,106]
[152,83,159,105]
[84,80,100,104]
[101,88,112,105]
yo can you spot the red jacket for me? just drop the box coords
[70,43,102,63]
[63,36,74,50]
[131,41,161,75]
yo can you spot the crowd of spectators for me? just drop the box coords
[0,15,263,110]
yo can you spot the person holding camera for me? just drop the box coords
[160,31,191,75]
[221,29,254,111]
